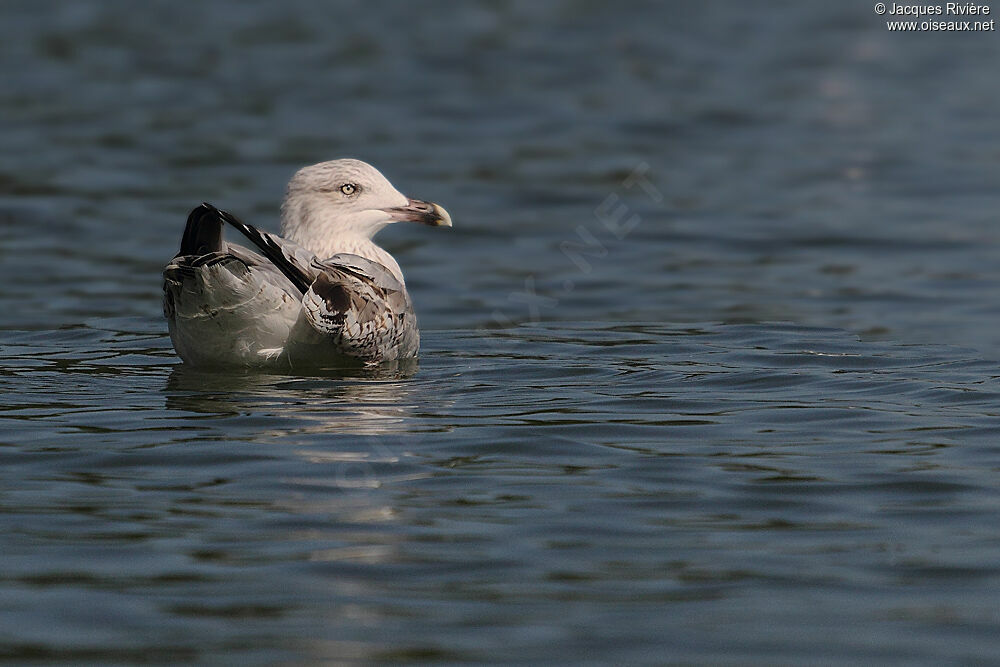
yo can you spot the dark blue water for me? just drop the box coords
[3,2,1000,663]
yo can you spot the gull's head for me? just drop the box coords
[280,159,451,249]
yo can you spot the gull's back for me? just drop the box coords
[162,206,305,367]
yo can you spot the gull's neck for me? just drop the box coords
[280,203,405,285]
[312,234,404,285]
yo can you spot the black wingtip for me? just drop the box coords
[209,205,313,295]
[178,202,225,256]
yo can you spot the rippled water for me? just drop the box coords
[3,1,1000,663]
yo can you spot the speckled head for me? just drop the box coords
[280,159,452,251]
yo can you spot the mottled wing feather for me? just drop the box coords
[299,254,419,362]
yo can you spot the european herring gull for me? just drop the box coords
[162,159,452,369]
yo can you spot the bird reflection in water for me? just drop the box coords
[163,361,432,572]
[164,359,422,438]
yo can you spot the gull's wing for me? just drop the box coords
[205,203,318,294]
[296,254,420,362]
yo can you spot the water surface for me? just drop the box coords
[2,1,1000,663]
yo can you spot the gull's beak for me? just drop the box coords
[382,198,452,227]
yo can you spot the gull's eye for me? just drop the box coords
[340,183,358,196]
